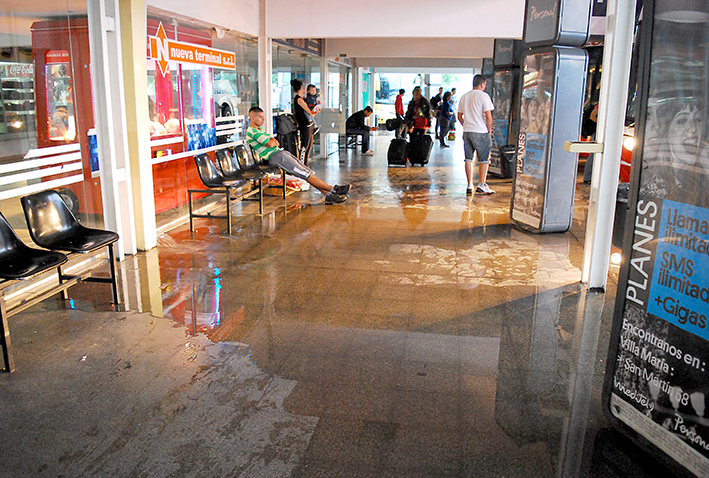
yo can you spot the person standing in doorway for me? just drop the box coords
[457,75,495,195]
[449,87,458,132]
[291,79,317,166]
[394,88,406,139]
[430,87,444,139]
[438,91,453,148]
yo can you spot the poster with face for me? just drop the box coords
[605,1,709,476]
[493,70,515,147]
[511,52,555,229]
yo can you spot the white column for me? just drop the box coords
[119,0,156,252]
[319,43,329,158]
[581,0,637,289]
[87,0,138,258]
[352,63,361,114]
[258,0,273,134]
[369,67,376,127]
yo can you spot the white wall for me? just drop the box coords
[266,0,524,39]
[147,0,260,37]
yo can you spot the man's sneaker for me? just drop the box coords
[333,184,351,195]
[475,183,495,195]
[363,150,374,156]
[325,192,347,204]
[466,187,473,196]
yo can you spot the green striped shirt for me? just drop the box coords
[246,125,278,161]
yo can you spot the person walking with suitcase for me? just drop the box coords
[457,75,495,195]
[404,86,433,166]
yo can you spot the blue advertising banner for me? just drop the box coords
[648,200,709,341]
[523,133,547,178]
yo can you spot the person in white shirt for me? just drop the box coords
[457,75,495,195]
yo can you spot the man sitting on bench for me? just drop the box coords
[345,106,377,156]
[247,107,350,204]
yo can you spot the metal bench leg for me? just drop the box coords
[226,188,232,235]
[188,190,195,237]
[58,264,69,300]
[0,289,15,373]
[281,169,287,200]
[107,243,120,306]
[258,178,264,215]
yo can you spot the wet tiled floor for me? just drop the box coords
[0,133,673,477]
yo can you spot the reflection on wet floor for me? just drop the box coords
[1,134,671,477]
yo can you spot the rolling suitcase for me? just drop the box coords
[408,134,433,166]
[387,138,408,166]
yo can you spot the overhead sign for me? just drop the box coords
[523,0,592,47]
[148,22,236,77]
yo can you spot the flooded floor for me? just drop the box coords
[0,133,671,477]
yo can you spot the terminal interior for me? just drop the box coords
[0,0,685,477]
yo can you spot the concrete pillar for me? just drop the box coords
[258,0,273,134]
[88,0,137,258]
[581,0,637,289]
[118,0,156,251]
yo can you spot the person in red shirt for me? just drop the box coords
[394,88,406,139]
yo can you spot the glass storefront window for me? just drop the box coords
[148,63,181,137]
[1,11,102,232]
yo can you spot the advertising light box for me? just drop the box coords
[523,0,592,47]
[604,1,709,476]
[510,47,587,233]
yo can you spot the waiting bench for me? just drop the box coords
[1,189,120,372]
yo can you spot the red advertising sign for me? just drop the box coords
[45,50,70,64]
[7,64,34,77]
[148,22,236,77]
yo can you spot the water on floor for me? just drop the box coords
[0,133,672,477]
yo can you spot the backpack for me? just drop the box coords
[276,114,297,135]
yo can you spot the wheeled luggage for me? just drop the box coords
[387,138,408,166]
[408,134,433,166]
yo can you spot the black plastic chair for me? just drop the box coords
[20,189,120,306]
[215,149,245,180]
[240,144,288,201]
[0,212,69,372]
[0,212,68,281]
[190,153,258,234]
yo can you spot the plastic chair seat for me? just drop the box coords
[20,190,119,254]
[0,212,67,281]
[38,228,119,254]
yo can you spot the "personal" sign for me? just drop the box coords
[148,22,236,77]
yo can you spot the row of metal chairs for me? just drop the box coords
[189,144,287,234]
[0,189,119,372]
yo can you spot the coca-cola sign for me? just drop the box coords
[7,64,34,77]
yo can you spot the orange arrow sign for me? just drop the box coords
[148,22,236,77]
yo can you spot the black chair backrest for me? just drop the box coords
[194,153,225,188]
[216,149,242,178]
[0,212,26,256]
[247,145,265,165]
[21,189,81,248]
[233,144,256,170]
